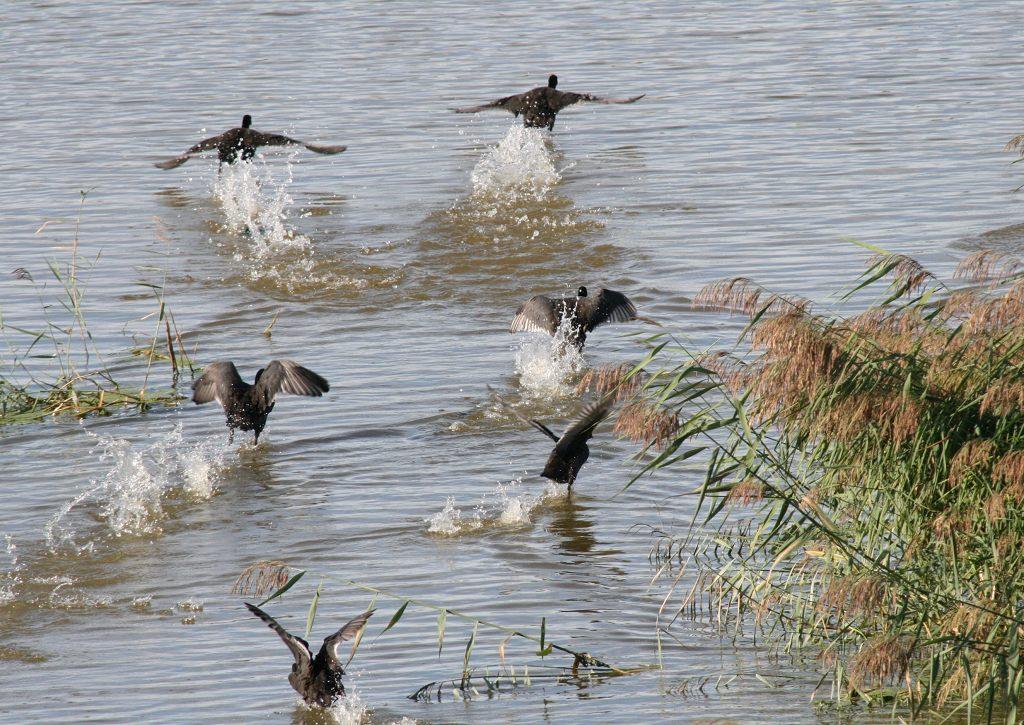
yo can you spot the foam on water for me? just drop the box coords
[0,535,21,605]
[427,479,560,536]
[44,424,231,552]
[470,126,560,200]
[513,317,586,398]
[294,689,370,725]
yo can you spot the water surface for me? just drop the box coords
[2,2,1024,722]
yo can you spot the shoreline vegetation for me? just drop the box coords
[599,247,1024,720]
[1,194,188,426]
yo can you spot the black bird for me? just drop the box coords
[454,74,644,131]
[191,360,329,444]
[510,286,638,350]
[490,387,614,488]
[245,603,374,708]
[155,115,347,169]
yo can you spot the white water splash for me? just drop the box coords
[213,157,310,255]
[297,689,371,725]
[210,160,379,294]
[0,535,22,605]
[514,318,586,397]
[44,425,231,552]
[427,480,559,537]
[470,126,560,198]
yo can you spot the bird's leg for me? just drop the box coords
[253,430,260,446]
[227,428,235,445]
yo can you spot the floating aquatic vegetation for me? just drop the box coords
[1,194,187,426]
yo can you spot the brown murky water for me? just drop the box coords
[3,2,1024,722]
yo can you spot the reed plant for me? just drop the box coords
[232,561,649,701]
[1,195,187,424]
[612,248,1024,720]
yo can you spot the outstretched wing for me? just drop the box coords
[245,603,313,673]
[487,385,560,442]
[192,362,245,406]
[154,131,230,169]
[249,132,346,156]
[556,396,614,453]
[249,131,303,147]
[510,295,561,336]
[552,91,645,112]
[580,288,638,331]
[318,610,375,667]
[255,360,330,401]
[302,142,347,155]
[454,92,528,116]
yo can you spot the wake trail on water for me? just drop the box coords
[210,160,398,295]
[44,424,232,553]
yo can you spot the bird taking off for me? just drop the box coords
[245,603,374,708]
[489,386,614,488]
[510,286,639,350]
[155,115,347,169]
[454,75,644,131]
[191,359,329,444]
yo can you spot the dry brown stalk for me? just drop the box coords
[870,253,933,295]
[726,478,764,506]
[613,401,679,449]
[955,250,1022,284]
[574,363,644,401]
[948,439,996,486]
[847,635,915,691]
[231,560,291,597]
[694,277,809,317]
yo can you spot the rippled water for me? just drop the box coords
[2,2,1024,722]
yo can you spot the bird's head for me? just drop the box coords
[577,285,588,298]
[242,114,253,128]
[548,74,558,89]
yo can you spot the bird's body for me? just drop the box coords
[454,75,644,131]
[510,286,638,350]
[490,388,614,488]
[245,603,374,708]
[191,360,329,444]
[155,115,347,169]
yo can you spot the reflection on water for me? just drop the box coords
[547,497,598,556]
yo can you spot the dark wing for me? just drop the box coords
[154,131,231,169]
[191,361,244,406]
[249,131,302,148]
[487,385,560,442]
[556,396,614,453]
[255,360,330,401]
[510,295,560,336]
[249,132,346,156]
[317,610,375,667]
[579,288,637,331]
[302,142,347,155]
[454,92,528,116]
[245,603,313,674]
[551,91,645,112]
